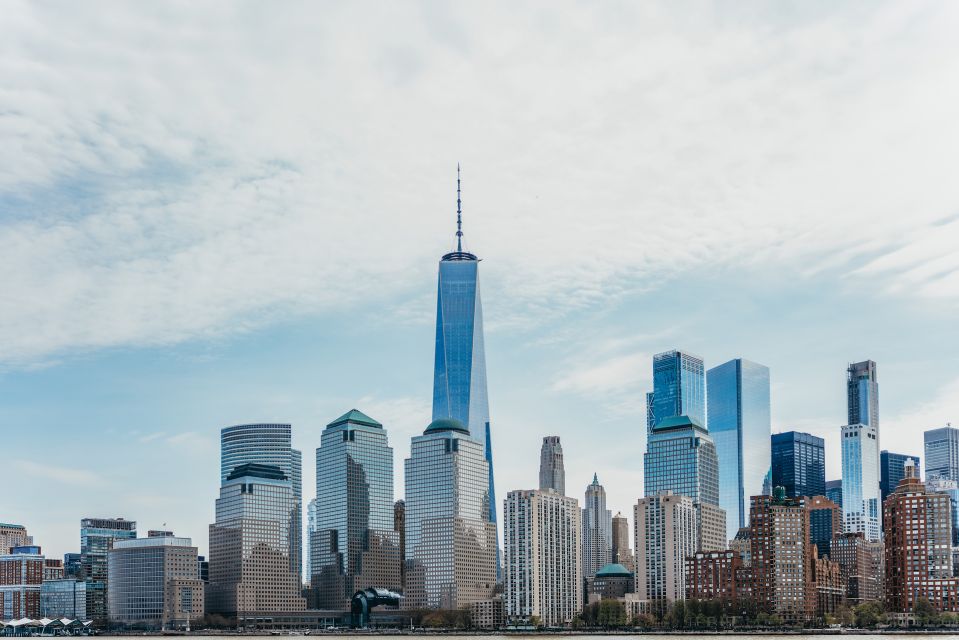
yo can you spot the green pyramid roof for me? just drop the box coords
[328,409,382,429]
[596,563,633,577]
[652,414,705,432]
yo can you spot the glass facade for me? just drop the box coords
[40,579,86,619]
[581,474,612,579]
[649,350,705,430]
[707,358,771,539]
[925,426,959,482]
[926,476,959,546]
[825,480,843,509]
[644,417,720,506]
[880,451,921,502]
[220,423,302,581]
[841,424,881,541]
[312,410,400,608]
[404,420,496,609]
[80,517,136,624]
[847,360,879,428]
[770,431,825,498]
[432,247,499,574]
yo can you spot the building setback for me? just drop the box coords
[503,489,582,627]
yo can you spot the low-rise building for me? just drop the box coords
[40,579,87,619]
[471,597,504,629]
[585,563,634,602]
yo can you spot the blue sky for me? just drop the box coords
[3,1,959,561]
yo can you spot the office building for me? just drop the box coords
[806,495,842,559]
[0,524,32,555]
[847,360,879,428]
[503,489,582,626]
[80,517,136,624]
[611,512,634,572]
[647,350,705,430]
[0,546,44,619]
[927,476,959,548]
[538,436,565,495]
[207,463,306,618]
[842,422,881,541]
[884,461,959,612]
[312,409,400,609]
[831,533,884,606]
[107,535,204,629]
[40,579,86,619]
[880,451,921,502]
[582,474,612,579]
[925,426,959,482]
[770,431,825,499]
[633,492,697,602]
[220,423,302,581]
[63,553,82,580]
[196,557,208,583]
[430,169,499,576]
[707,358,771,539]
[825,480,843,509]
[404,418,496,609]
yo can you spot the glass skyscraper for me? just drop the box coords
[648,350,705,431]
[924,426,959,482]
[707,358,771,539]
[825,480,843,509]
[220,423,302,581]
[770,431,825,498]
[847,360,879,428]
[879,450,921,502]
[312,409,400,608]
[431,171,498,574]
[841,423,881,541]
[80,517,136,624]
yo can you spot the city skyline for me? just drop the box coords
[4,1,959,567]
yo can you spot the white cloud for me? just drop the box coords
[13,461,104,487]
[1,1,959,366]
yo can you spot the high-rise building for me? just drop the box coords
[63,553,82,580]
[40,579,86,619]
[825,480,843,509]
[831,532,884,606]
[207,463,306,619]
[927,476,959,547]
[503,489,582,627]
[582,474,612,580]
[0,546,44,619]
[805,495,842,559]
[707,358,771,540]
[880,451,921,502]
[220,423,302,581]
[925,426,959,482]
[404,418,496,609]
[686,550,745,603]
[108,535,204,629]
[0,524,32,555]
[841,423,881,541]
[883,461,959,613]
[770,431,825,499]
[538,436,565,495]
[611,512,634,572]
[430,169,498,577]
[847,360,879,428]
[306,498,317,581]
[645,415,725,550]
[647,350,705,430]
[633,492,697,603]
[312,409,400,609]
[393,500,405,592]
[80,517,136,624]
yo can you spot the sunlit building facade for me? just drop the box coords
[842,423,881,541]
[647,350,705,431]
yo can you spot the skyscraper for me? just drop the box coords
[312,409,400,609]
[306,498,317,580]
[207,463,305,619]
[707,358,771,539]
[582,474,612,579]
[80,517,136,625]
[924,426,959,482]
[404,418,496,609]
[220,423,302,581]
[611,512,634,572]
[504,489,582,626]
[770,431,825,498]
[430,168,498,574]
[879,451,921,502]
[825,480,843,509]
[647,350,705,430]
[0,524,32,554]
[841,423,881,541]
[538,436,565,495]
[634,492,697,603]
[847,360,879,428]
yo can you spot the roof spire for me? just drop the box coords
[456,163,463,252]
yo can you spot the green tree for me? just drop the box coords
[914,597,939,627]
[854,601,886,628]
[597,600,627,628]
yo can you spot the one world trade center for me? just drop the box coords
[431,166,500,577]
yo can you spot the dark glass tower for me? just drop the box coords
[431,166,499,576]
[847,360,879,428]
[770,431,825,498]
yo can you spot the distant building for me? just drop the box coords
[0,546,44,619]
[586,563,634,602]
[825,480,843,509]
[831,532,884,606]
[925,426,959,483]
[393,500,405,592]
[80,517,137,624]
[847,360,879,428]
[805,495,842,558]
[471,597,504,630]
[43,558,64,582]
[634,492,697,603]
[538,436,565,495]
[196,556,209,583]
[108,535,204,629]
[0,524,32,555]
[707,358,771,540]
[40,579,86,619]
[927,476,959,547]
[611,512,634,572]
[770,431,825,499]
[504,489,582,627]
[582,474,612,580]
[63,553,82,580]
[306,498,317,581]
[880,451,921,502]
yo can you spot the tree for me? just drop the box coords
[597,600,627,628]
[854,601,885,628]
[914,597,939,627]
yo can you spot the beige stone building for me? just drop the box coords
[634,492,697,602]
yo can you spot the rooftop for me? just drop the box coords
[327,409,382,429]
[225,462,287,482]
[596,563,633,577]
[424,418,470,435]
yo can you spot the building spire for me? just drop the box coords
[456,163,463,252]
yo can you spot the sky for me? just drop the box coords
[3,1,959,562]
